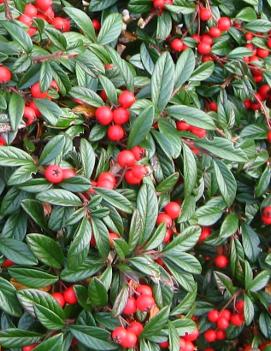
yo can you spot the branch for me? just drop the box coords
[32,51,78,63]
[4,0,12,20]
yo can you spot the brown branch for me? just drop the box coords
[4,0,12,20]
[254,93,271,129]
[32,51,78,63]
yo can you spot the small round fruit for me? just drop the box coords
[18,14,33,26]
[0,66,12,83]
[112,327,127,345]
[136,284,153,296]
[117,150,136,167]
[127,321,144,336]
[52,292,65,308]
[258,84,270,100]
[113,107,130,125]
[217,317,229,330]
[217,17,231,31]
[52,17,71,32]
[163,229,173,243]
[97,179,115,189]
[22,344,38,351]
[62,168,76,179]
[31,82,48,99]
[170,38,184,52]
[200,7,212,21]
[130,145,145,160]
[204,329,217,343]
[44,165,64,184]
[34,0,52,11]
[216,329,226,340]
[24,3,38,17]
[219,309,231,320]
[125,170,142,185]
[236,300,244,313]
[208,309,219,323]
[176,120,190,131]
[160,341,169,349]
[120,331,137,348]
[28,101,41,117]
[63,286,77,305]
[164,202,181,220]
[198,42,212,55]
[209,26,221,38]
[123,297,137,315]
[214,255,229,268]
[118,90,136,108]
[2,259,14,268]
[107,125,125,141]
[190,126,207,138]
[156,212,173,227]
[201,34,213,45]
[108,232,120,246]
[153,0,165,10]
[136,295,155,312]
[183,328,199,342]
[92,18,101,31]
[209,101,218,111]
[23,106,37,126]
[230,313,244,326]
[257,48,269,59]
[95,106,113,126]
[245,32,253,41]
[199,227,212,242]
[267,131,271,143]
[268,38,271,49]
[131,165,147,179]
[98,172,116,185]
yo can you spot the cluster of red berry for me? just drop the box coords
[112,284,155,348]
[204,300,245,346]
[44,165,76,184]
[176,121,207,139]
[117,148,147,185]
[160,328,199,351]
[95,90,136,141]
[156,201,181,243]
[152,0,173,12]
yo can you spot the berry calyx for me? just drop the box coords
[44,165,64,184]
[118,90,136,108]
[130,145,145,160]
[63,286,77,305]
[95,106,113,126]
[52,292,65,308]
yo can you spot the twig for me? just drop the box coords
[32,51,78,63]
[4,0,12,20]
[254,93,271,129]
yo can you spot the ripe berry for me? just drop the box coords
[107,125,125,141]
[131,165,147,179]
[190,126,207,138]
[18,14,33,27]
[197,42,212,55]
[2,259,14,267]
[100,90,107,102]
[97,172,116,186]
[208,309,219,323]
[217,317,229,330]
[199,227,212,242]
[214,255,229,268]
[62,168,76,179]
[230,313,244,326]
[236,300,244,313]
[22,345,38,351]
[202,55,213,62]
[127,321,144,336]
[164,201,181,219]
[52,17,71,32]
[170,38,184,52]
[125,170,142,185]
[201,34,213,45]
[24,3,38,17]
[123,297,137,315]
[268,38,271,49]
[153,0,165,10]
[257,48,269,59]
[0,66,12,83]
[199,7,212,21]
[112,327,127,345]
[163,229,173,243]
[23,106,36,126]
[44,165,64,184]
[52,292,65,308]
[216,329,226,340]
[34,0,52,11]
[109,232,120,247]
[130,145,145,160]
[136,284,153,296]
[192,34,201,43]
[117,150,136,167]
[217,17,231,31]
[180,338,194,351]
[113,107,130,125]
[258,85,270,100]
[95,106,113,126]
[118,90,135,108]
[245,32,253,41]
[208,101,218,112]
[159,341,169,349]
[28,101,41,117]
[177,121,190,131]
[219,309,231,320]
[267,131,271,143]
[205,349,215,351]
[63,286,77,305]
[120,331,137,348]
[97,179,115,189]
[31,82,48,99]
[183,328,199,342]
[156,212,173,227]
[204,329,217,342]
[209,26,221,38]
[136,295,155,311]
[92,18,101,31]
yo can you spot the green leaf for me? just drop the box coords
[247,270,270,292]
[34,99,63,125]
[35,303,64,330]
[171,286,197,316]
[21,199,48,230]
[165,253,201,274]
[88,278,108,307]
[244,294,254,325]
[213,159,237,206]
[94,188,133,213]
[9,267,58,288]
[245,20,271,33]
[0,277,22,317]
[190,61,214,82]
[157,11,172,40]
[137,184,158,242]
[151,52,175,111]
[26,233,64,269]
[219,213,239,239]
[0,238,38,266]
[195,197,226,226]
[33,334,63,351]
[183,143,197,196]
[40,62,53,92]
[70,86,104,107]
[1,21,33,52]
[167,105,216,130]
[69,325,118,350]
[141,306,170,338]
[127,105,154,148]
[144,223,166,250]
[80,138,96,178]
[163,225,201,254]
[255,166,271,197]
[89,0,118,11]
[9,93,25,131]
[39,135,66,165]
[8,163,37,186]
[67,217,91,267]
[259,312,271,338]
[156,172,179,193]
[97,13,122,45]
[241,224,261,263]
[36,189,82,207]
[174,49,195,90]
[60,176,91,192]
[0,146,33,166]
[99,75,118,105]
[168,321,180,351]
[0,329,41,348]
[64,7,96,41]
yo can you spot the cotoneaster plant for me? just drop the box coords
[0,0,270,351]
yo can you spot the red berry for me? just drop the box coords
[214,255,229,268]
[31,82,48,99]
[62,168,76,179]
[131,165,147,179]
[198,42,212,55]
[156,212,173,227]
[208,309,220,323]
[202,55,213,62]
[100,90,107,102]
[164,201,181,219]
[244,99,252,109]
[201,34,213,45]
[153,0,165,10]
[24,3,38,17]
[125,170,142,185]
[34,0,52,11]
[108,232,120,246]
[257,48,269,59]
[123,297,137,315]
[262,207,271,224]
[120,331,137,348]
[230,313,244,326]
[44,165,64,184]
[118,90,135,108]
[52,17,71,32]
[92,18,101,31]
[117,150,136,167]
[205,349,215,351]
[190,126,207,138]
[177,120,190,131]
[0,66,12,83]
[204,329,217,342]
[136,284,153,296]
[28,101,41,117]
[209,26,221,38]
[107,125,125,141]
[236,300,244,313]
[183,328,199,342]
[208,101,218,112]
[97,179,115,189]
[95,106,113,126]
[217,317,229,330]
[245,32,253,41]
[219,309,231,320]
[98,172,116,185]
[113,107,130,125]
[192,34,201,43]
[130,146,145,160]
[199,7,212,21]
[180,339,194,351]
[170,38,184,52]
[268,38,271,49]
[23,106,37,126]
[163,228,173,243]
[267,131,271,143]
[18,14,33,27]
[136,295,155,312]
[2,259,14,268]
[258,85,270,100]
[22,345,38,351]
[63,286,77,305]
[199,227,212,242]
[159,341,169,349]
[217,17,231,31]
[127,321,144,336]
[52,292,65,308]
[112,327,127,345]
[216,329,226,340]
